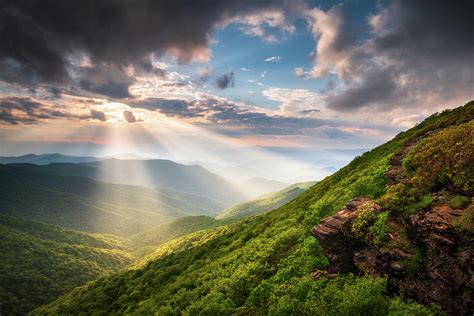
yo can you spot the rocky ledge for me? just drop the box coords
[311,198,474,315]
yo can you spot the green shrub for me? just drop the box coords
[352,204,375,237]
[370,212,390,246]
[454,204,474,232]
[449,195,470,209]
[406,120,474,194]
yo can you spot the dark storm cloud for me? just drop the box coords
[327,70,397,111]
[0,96,101,124]
[214,71,235,89]
[79,80,131,99]
[0,0,295,93]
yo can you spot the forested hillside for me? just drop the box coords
[0,165,224,236]
[129,215,224,256]
[35,102,473,315]
[0,216,133,314]
[217,181,316,220]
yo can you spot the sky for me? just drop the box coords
[0,0,472,182]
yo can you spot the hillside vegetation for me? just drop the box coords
[129,216,224,256]
[217,181,315,220]
[0,164,224,236]
[35,102,473,315]
[0,216,133,315]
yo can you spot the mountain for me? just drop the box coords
[217,181,316,220]
[129,215,224,256]
[35,101,474,314]
[238,177,290,199]
[81,159,246,205]
[0,153,100,165]
[18,159,245,205]
[0,164,225,236]
[0,215,133,315]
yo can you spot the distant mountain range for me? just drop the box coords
[0,164,225,236]
[0,153,100,165]
[1,154,290,204]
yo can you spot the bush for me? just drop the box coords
[454,204,474,232]
[405,121,474,194]
[370,212,390,246]
[352,204,375,237]
[449,195,470,209]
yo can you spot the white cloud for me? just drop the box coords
[263,87,324,116]
[264,56,282,62]
[229,9,296,42]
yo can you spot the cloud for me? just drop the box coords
[230,7,299,42]
[90,109,106,122]
[0,0,298,93]
[0,96,100,125]
[123,110,138,123]
[297,0,474,112]
[260,70,267,78]
[263,87,323,115]
[129,96,333,135]
[215,71,235,89]
[240,68,251,71]
[128,98,206,118]
[77,63,134,99]
[196,67,213,84]
[264,56,282,62]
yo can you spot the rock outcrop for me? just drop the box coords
[310,197,377,273]
[401,204,474,315]
[311,200,474,315]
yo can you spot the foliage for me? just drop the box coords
[454,203,474,232]
[406,120,474,194]
[449,195,470,209]
[0,216,134,315]
[31,101,474,314]
[216,181,315,220]
[352,204,376,237]
[130,216,225,256]
[370,212,390,246]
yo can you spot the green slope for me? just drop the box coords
[33,102,474,315]
[0,215,134,315]
[217,181,316,220]
[129,215,224,256]
[0,165,224,236]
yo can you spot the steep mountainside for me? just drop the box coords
[34,102,474,315]
[0,164,224,236]
[0,216,133,315]
[312,118,473,314]
[217,181,316,220]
